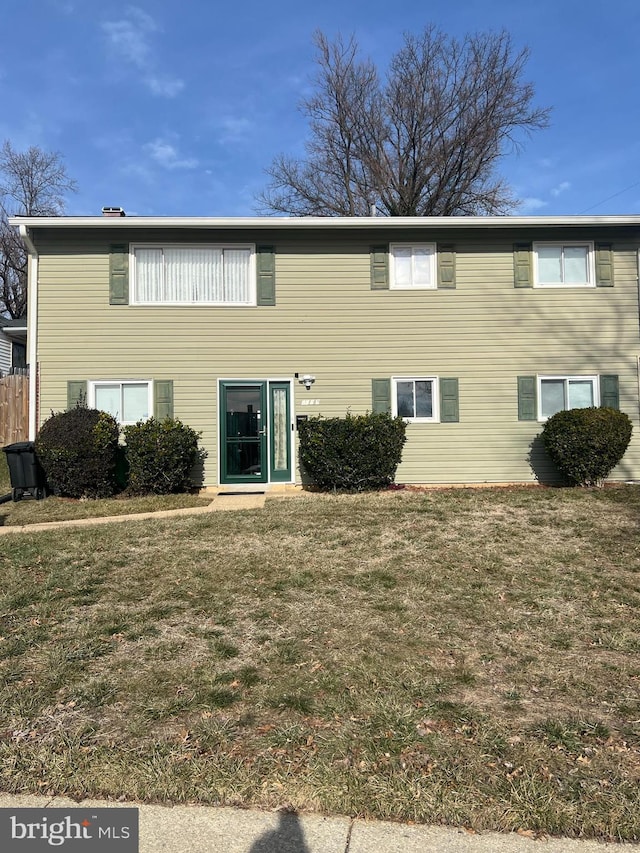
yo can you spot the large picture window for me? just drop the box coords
[534,243,594,287]
[392,377,439,422]
[132,245,255,305]
[90,381,152,425]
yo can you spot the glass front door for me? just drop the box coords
[220,381,292,485]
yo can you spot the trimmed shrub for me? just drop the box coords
[298,411,407,492]
[541,406,632,486]
[35,407,120,498]
[123,417,206,495]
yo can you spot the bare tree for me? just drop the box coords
[0,141,77,317]
[257,28,550,217]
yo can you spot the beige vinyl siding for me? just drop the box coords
[33,230,640,485]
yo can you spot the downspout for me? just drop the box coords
[19,225,38,440]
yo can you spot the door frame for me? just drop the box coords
[218,378,294,486]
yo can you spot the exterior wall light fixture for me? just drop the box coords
[298,374,316,390]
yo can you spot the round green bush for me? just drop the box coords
[35,407,120,498]
[541,406,632,486]
[123,417,206,495]
[298,411,407,492]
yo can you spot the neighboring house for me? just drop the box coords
[0,318,27,376]
[9,209,640,488]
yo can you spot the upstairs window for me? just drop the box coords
[132,245,255,305]
[534,243,594,287]
[390,244,436,289]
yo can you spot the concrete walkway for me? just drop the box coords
[0,795,633,852]
[0,491,267,534]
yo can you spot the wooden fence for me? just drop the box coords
[0,373,29,446]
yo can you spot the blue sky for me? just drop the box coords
[2,0,639,217]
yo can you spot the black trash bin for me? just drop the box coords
[3,441,46,501]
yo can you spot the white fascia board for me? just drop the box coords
[8,214,640,230]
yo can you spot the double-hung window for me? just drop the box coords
[392,377,439,422]
[390,244,436,289]
[132,245,255,305]
[538,375,598,420]
[90,380,152,425]
[534,242,594,287]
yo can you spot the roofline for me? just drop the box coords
[8,214,640,229]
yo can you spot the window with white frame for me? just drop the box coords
[132,245,255,305]
[534,242,594,287]
[90,381,152,425]
[538,375,598,420]
[392,377,439,422]
[390,244,436,289]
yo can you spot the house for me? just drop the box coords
[0,318,27,376]
[9,209,640,489]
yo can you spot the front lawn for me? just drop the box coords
[0,455,211,524]
[0,487,638,839]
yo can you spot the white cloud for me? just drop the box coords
[101,7,184,98]
[518,197,548,213]
[144,139,198,170]
[146,75,185,98]
[102,8,154,67]
[551,181,571,197]
[216,116,253,144]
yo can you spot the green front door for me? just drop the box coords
[221,383,267,484]
[220,381,292,485]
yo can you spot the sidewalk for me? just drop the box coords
[0,795,633,852]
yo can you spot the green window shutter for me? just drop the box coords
[437,244,456,289]
[595,243,614,287]
[67,380,87,410]
[154,380,174,420]
[517,376,537,420]
[256,245,276,306]
[439,378,459,423]
[109,244,129,305]
[513,243,532,288]
[370,246,389,290]
[599,375,619,409]
[372,378,391,413]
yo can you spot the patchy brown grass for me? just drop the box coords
[0,456,210,523]
[0,487,639,839]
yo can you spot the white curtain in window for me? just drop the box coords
[224,249,251,302]
[164,248,220,302]
[272,388,287,471]
[412,247,433,287]
[393,248,412,287]
[136,247,250,303]
[136,249,164,302]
